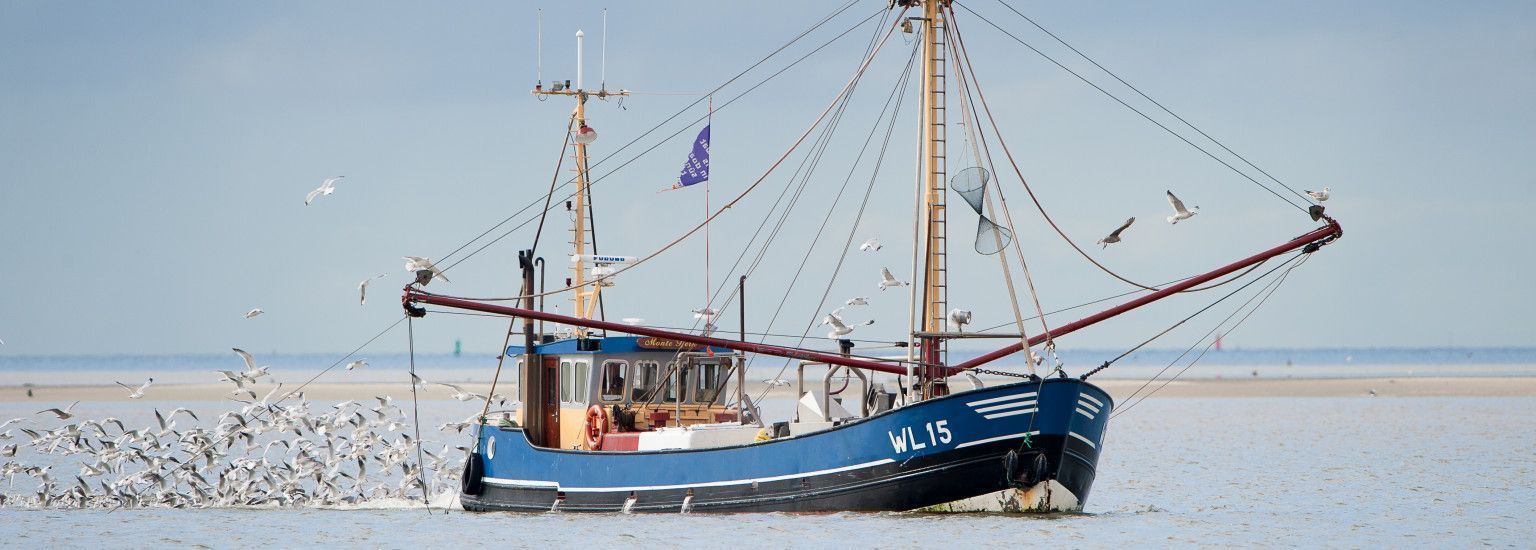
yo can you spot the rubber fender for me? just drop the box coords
[461,451,484,496]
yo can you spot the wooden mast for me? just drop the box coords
[917,0,951,399]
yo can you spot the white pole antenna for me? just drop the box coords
[536,9,543,86]
[575,29,584,91]
[601,9,608,92]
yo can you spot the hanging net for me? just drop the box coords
[951,167,1011,255]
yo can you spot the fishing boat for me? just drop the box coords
[403,0,1341,513]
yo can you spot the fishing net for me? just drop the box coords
[951,167,1011,255]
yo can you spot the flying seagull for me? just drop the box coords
[1096,217,1135,249]
[305,176,344,206]
[859,238,883,252]
[244,308,263,319]
[1305,187,1330,201]
[691,307,718,320]
[877,267,908,291]
[403,257,449,283]
[346,360,368,371]
[36,401,80,420]
[845,297,869,306]
[822,307,874,339]
[114,378,153,399]
[358,273,388,305]
[1166,190,1199,224]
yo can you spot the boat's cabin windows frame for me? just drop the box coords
[662,361,687,403]
[692,357,732,405]
[559,359,590,404]
[599,359,627,403]
[631,360,662,404]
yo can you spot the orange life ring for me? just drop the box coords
[584,404,609,450]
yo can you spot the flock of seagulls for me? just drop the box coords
[0,354,486,509]
[1095,187,1334,249]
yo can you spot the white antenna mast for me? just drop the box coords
[575,29,584,91]
[601,9,608,92]
[536,9,543,87]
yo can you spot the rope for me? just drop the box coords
[529,117,575,257]
[433,3,875,274]
[990,0,1316,206]
[1083,252,1304,380]
[751,34,922,405]
[1112,253,1311,417]
[954,2,1310,213]
[432,8,908,303]
[406,316,432,513]
[945,12,1047,370]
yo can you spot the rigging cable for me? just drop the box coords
[1112,252,1312,418]
[406,315,434,513]
[945,12,1048,370]
[434,8,888,279]
[431,1,869,271]
[990,0,1316,206]
[427,7,909,303]
[751,35,923,405]
[1085,251,1304,381]
[948,8,1279,294]
[954,1,1310,213]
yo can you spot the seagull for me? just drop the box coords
[947,309,972,331]
[403,256,449,283]
[621,317,645,326]
[1096,217,1135,249]
[114,378,153,399]
[231,349,267,379]
[346,360,368,371]
[761,378,791,388]
[1305,187,1330,201]
[244,309,264,319]
[691,307,718,320]
[859,238,883,252]
[845,297,869,306]
[305,176,344,206]
[1166,190,1199,224]
[36,401,79,420]
[877,267,908,291]
[821,307,874,339]
[358,273,388,305]
[434,383,484,402]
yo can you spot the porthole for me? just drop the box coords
[486,436,496,459]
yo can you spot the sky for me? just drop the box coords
[1,0,1533,357]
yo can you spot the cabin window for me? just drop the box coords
[693,360,727,404]
[573,360,590,403]
[599,360,627,402]
[559,361,573,403]
[632,361,660,401]
[663,362,688,403]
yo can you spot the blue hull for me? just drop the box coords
[462,377,1112,512]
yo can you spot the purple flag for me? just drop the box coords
[671,125,710,189]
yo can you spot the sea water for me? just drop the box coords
[1,351,1533,547]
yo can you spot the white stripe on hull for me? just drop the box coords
[483,458,896,493]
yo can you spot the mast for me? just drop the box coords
[916,0,950,398]
[532,28,629,337]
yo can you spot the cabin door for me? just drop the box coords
[542,356,561,447]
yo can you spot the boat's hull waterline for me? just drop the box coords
[460,378,1110,513]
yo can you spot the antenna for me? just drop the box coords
[536,9,543,87]
[575,29,584,91]
[601,9,608,92]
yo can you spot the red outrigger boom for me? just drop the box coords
[405,217,1341,377]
